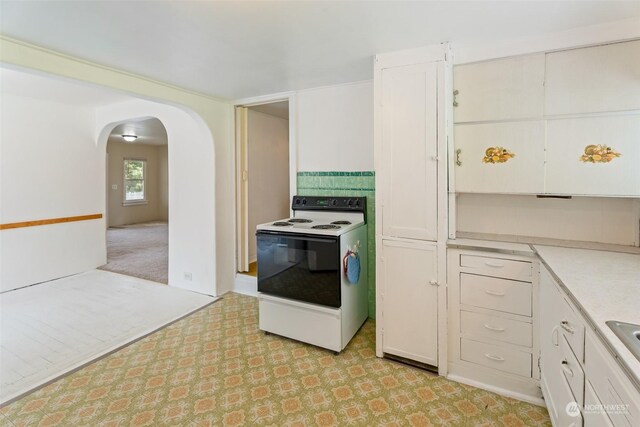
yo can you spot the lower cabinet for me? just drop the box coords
[447,248,541,400]
[540,265,640,427]
[585,380,613,427]
[584,330,640,426]
[380,239,438,366]
[540,265,586,426]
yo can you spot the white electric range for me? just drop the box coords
[256,196,368,353]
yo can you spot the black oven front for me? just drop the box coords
[256,230,341,308]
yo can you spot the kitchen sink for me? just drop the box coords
[607,321,640,362]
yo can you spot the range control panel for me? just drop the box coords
[291,196,366,212]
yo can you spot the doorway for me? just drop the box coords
[100,117,169,284]
[236,101,291,277]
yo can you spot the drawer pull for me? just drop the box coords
[483,324,506,332]
[551,326,560,346]
[484,261,505,268]
[561,360,574,377]
[560,320,575,334]
[484,353,505,362]
[485,289,506,297]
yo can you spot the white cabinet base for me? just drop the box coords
[448,362,544,406]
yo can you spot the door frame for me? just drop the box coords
[233,91,297,275]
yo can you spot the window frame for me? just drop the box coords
[123,158,148,206]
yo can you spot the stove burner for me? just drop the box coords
[312,224,341,230]
[272,222,294,226]
[331,221,352,225]
[287,218,312,223]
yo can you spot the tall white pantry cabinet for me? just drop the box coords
[374,44,450,373]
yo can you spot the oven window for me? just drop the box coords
[257,232,340,307]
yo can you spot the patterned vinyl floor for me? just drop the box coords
[0,293,551,427]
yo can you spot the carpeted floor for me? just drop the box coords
[99,222,168,284]
[0,293,550,427]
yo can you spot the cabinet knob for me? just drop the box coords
[455,149,462,166]
[429,280,439,286]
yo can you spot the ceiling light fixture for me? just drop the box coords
[122,134,138,143]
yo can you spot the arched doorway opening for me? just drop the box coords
[100,117,169,284]
[95,98,218,296]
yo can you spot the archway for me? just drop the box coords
[96,98,217,296]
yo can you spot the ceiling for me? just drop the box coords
[1,1,639,99]
[108,118,168,146]
[249,101,289,120]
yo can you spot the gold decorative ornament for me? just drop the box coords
[580,144,621,163]
[482,147,515,164]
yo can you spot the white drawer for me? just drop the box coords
[258,295,342,352]
[461,338,532,377]
[460,254,533,282]
[460,273,532,316]
[558,296,586,362]
[460,310,532,347]
[560,334,585,405]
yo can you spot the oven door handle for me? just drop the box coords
[256,231,339,244]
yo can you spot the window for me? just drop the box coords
[123,159,146,204]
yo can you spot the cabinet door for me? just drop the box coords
[546,115,640,196]
[381,240,438,366]
[545,40,640,116]
[381,62,438,241]
[453,54,545,123]
[585,331,640,427]
[584,381,614,427]
[454,121,545,193]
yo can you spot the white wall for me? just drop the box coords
[297,81,373,171]
[247,109,290,262]
[159,147,169,218]
[106,140,168,226]
[456,194,640,246]
[0,93,106,292]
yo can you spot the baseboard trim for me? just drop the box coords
[233,274,257,297]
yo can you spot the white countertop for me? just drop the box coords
[447,237,535,257]
[533,245,640,387]
[456,231,640,255]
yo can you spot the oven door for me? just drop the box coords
[256,231,341,308]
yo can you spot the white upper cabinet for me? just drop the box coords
[454,121,545,194]
[545,40,640,116]
[381,62,439,241]
[546,115,640,197]
[452,40,640,197]
[453,54,545,123]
